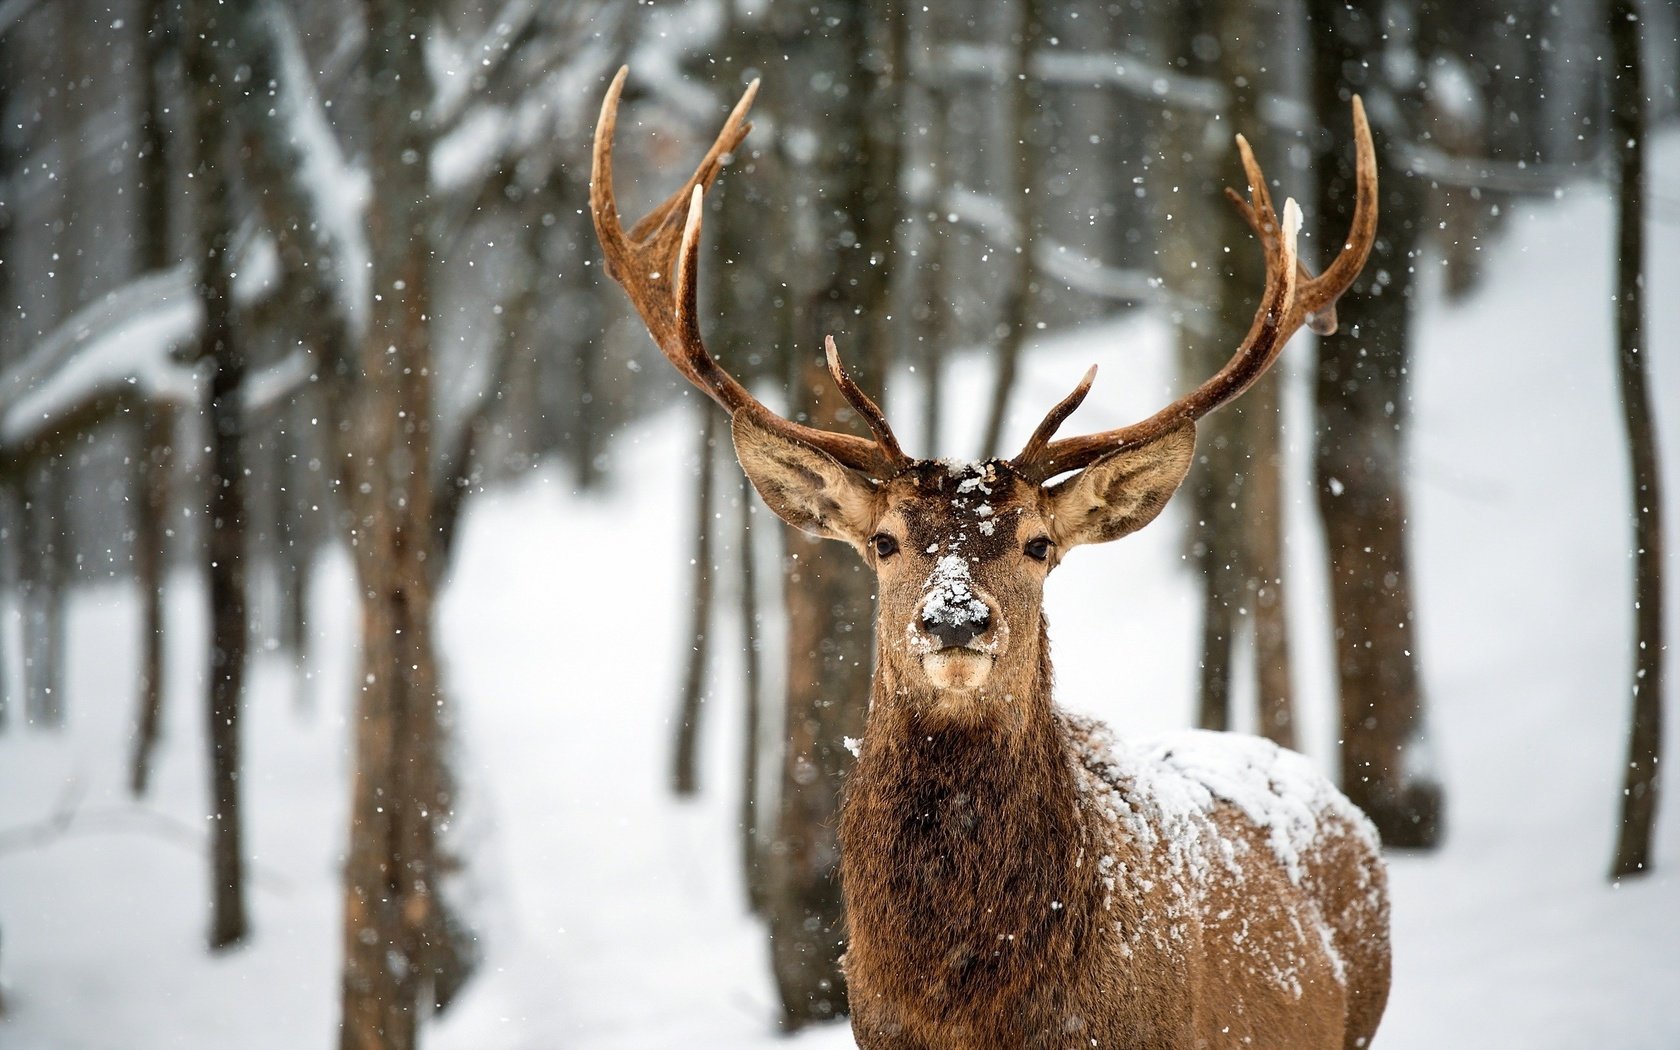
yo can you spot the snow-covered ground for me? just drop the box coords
[3,140,1680,1047]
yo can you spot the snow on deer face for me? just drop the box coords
[730,410,1196,707]
[867,459,1051,696]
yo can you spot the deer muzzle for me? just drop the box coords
[908,559,1006,692]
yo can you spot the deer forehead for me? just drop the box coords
[881,461,1040,560]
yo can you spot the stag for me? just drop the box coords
[592,67,1389,1049]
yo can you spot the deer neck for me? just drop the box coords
[841,626,1095,1006]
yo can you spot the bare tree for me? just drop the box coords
[762,0,906,1024]
[906,9,952,461]
[336,0,463,1042]
[17,460,65,728]
[737,467,769,912]
[184,0,251,951]
[1309,0,1443,849]
[1609,0,1663,881]
[129,403,175,796]
[129,0,177,798]
[977,0,1042,457]
[1220,0,1295,750]
[672,405,718,795]
[1150,0,1255,735]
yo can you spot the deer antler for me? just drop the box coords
[1010,96,1378,484]
[591,67,911,479]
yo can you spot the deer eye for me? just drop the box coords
[1024,536,1052,561]
[871,533,900,558]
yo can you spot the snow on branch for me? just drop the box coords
[0,103,134,216]
[261,2,371,337]
[1401,140,1608,194]
[213,0,370,374]
[430,0,547,131]
[933,43,1593,196]
[0,267,200,447]
[925,42,1312,132]
[937,187,1160,305]
[626,0,729,123]
[0,0,43,37]
[243,349,318,418]
[431,0,625,192]
[0,242,309,450]
[1036,243,1162,303]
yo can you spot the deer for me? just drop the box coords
[591,67,1390,1050]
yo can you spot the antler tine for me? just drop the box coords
[590,65,755,358]
[1012,364,1098,468]
[825,336,910,472]
[590,69,901,478]
[1223,97,1377,338]
[1227,133,1336,336]
[1296,94,1378,324]
[1234,133,1275,226]
[590,68,632,266]
[625,76,761,245]
[1011,112,1334,484]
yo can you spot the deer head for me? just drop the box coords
[591,66,1375,721]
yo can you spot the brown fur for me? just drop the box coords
[728,440,1392,1050]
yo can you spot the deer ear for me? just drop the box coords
[732,412,877,549]
[1043,421,1195,548]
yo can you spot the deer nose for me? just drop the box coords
[921,606,991,650]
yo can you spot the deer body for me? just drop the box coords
[591,67,1390,1049]
[830,462,1388,1050]
[842,690,1388,1049]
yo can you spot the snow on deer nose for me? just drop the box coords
[918,554,993,650]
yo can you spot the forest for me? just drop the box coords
[0,0,1676,1047]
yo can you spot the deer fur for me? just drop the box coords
[733,421,1391,1050]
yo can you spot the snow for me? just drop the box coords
[0,268,201,443]
[2,136,1679,1050]
[0,267,195,414]
[919,554,989,628]
[265,3,371,338]
[1072,721,1377,891]
[1063,712,1380,1005]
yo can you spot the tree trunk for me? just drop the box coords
[18,462,66,729]
[1160,0,1249,734]
[1246,365,1296,750]
[130,404,175,796]
[762,0,903,1027]
[1309,0,1443,849]
[739,469,768,913]
[977,0,1041,458]
[1608,0,1663,880]
[1223,0,1296,748]
[272,392,321,714]
[0,66,9,733]
[130,0,176,797]
[338,2,469,1044]
[909,9,947,457]
[672,405,718,796]
[185,0,251,951]
[0,485,9,732]
[702,11,779,910]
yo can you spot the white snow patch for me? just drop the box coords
[920,554,989,629]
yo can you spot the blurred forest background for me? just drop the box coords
[0,0,1676,1046]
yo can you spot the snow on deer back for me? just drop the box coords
[1063,715,1390,1046]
